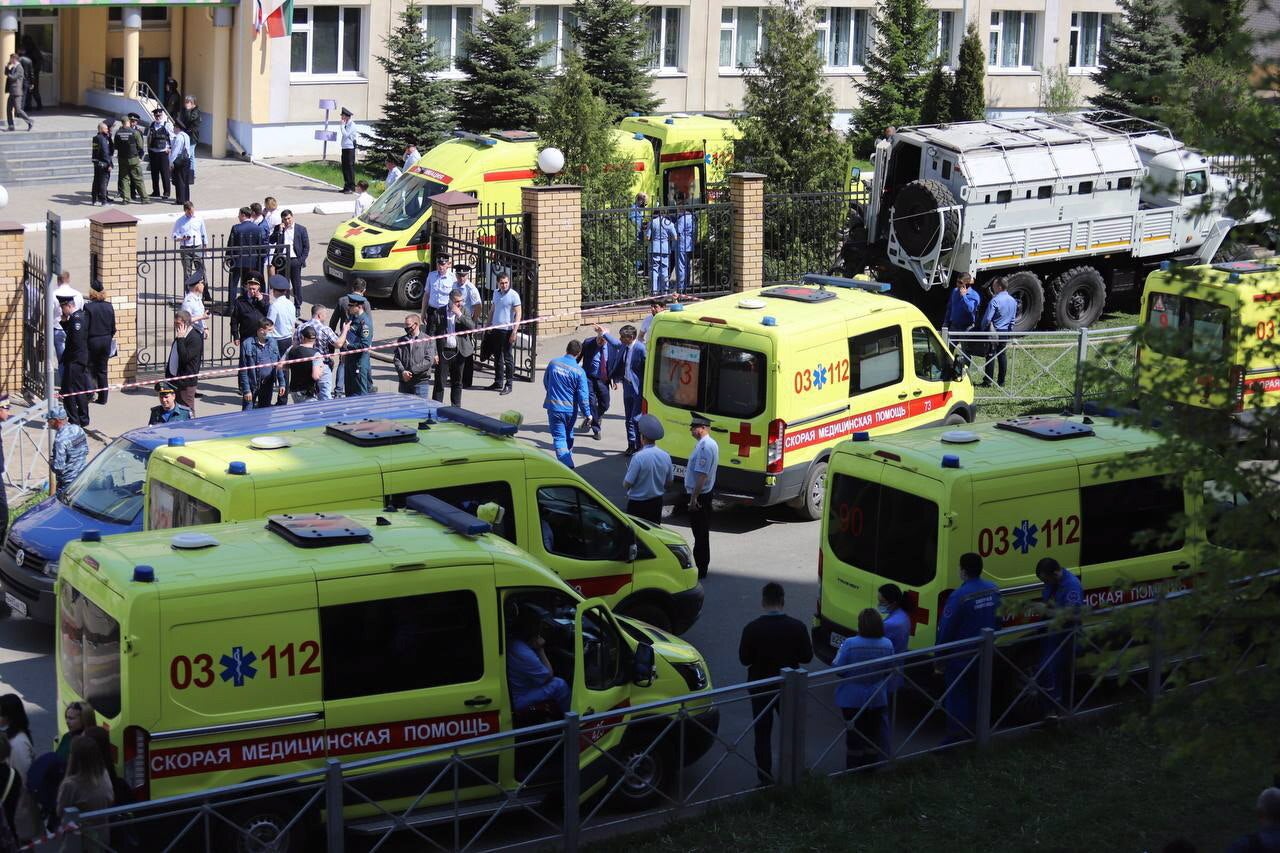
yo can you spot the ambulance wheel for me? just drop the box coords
[221,798,313,853]
[791,460,828,521]
[611,738,673,810]
[889,179,959,258]
[1001,271,1044,332]
[392,269,425,310]
[943,411,968,426]
[1048,266,1106,330]
[623,602,673,632]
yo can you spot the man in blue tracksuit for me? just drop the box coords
[936,552,1001,740]
[943,274,981,333]
[674,204,695,293]
[647,209,677,295]
[543,339,593,468]
[1034,556,1084,712]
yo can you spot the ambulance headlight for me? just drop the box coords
[673,662,708,691]
[362,242,395,259]
[43,560,59,578]
[667,544,693,569]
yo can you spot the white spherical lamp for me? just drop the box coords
[0,184,8,211]
[537,147,565,176]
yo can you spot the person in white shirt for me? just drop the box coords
[353,180,374,218]
[169,126,194,206]
[171,201,207,278]
[403,144,421,170]
[262,196,282,232]
[422,253,456,327]
[639,297,666,343]
[180,271,209,337]
[266,276,297,347]
[385,156,402,186]
[484,271,522,395]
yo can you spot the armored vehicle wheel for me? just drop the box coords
[1001,270,1044,332]
[1049,266,1106,329]
[890,179,959,258]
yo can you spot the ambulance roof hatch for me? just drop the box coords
[489,130,539,143]
[267,513,374,548]
[325,419,420,447]
[1211,260,1277,276]
[760,286,836,304]
[994,416,1095,440]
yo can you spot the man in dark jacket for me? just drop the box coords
[239,318,285,410]
[58,293,91,428]
[268,209,310,310]
[146,107,172,200]
[84,281,116,404]
[165,309,203,414]
[226,207,267,299]
[90,121,113,205]
[394,313,437,397]
[577,325,623,441]
[148,381,193,424]
[230,277,269,344]
[178,94,201,146]
[113,113,145,203]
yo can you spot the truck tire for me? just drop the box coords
[890,179,960,258]
[1001,270,1044,332]
[1048,266,1106,330]
[391,268,425,310]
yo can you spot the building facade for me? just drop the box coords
[1,0,1118,158]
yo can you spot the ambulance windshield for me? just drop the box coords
[655,338,766,418]
[59,581,121,718]
[826,473,937,586]
[363,174,448,231]
[63,439,148,525]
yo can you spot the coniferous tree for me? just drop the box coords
[571,0,659,116]
[852,0,935,157]
[1090,0,1182,122]
[1174,0,1252,70]
[454,0,549,133]
[919,62,953,125]
[949,22,986,122]
[363,2,453,169]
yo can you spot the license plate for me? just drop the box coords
[829,631,846,649]
[671,464,686,478]
[4,592,27,618]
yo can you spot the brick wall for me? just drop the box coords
[89,210,139,387]
[523,185,582,337]
[730,172,765,294]
[0,223,23,398]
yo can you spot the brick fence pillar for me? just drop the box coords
[522,185,581,336]
[730,172,765,293]
[0,223,24,399]
[90,210,140,386]
[430,190,481,246]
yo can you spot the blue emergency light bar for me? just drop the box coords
[437,407,519,437]
[451,130,497,147]
[800,273,891,293]
[405,494,492,537]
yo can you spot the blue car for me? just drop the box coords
[0,394,436,624]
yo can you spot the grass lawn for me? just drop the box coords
[283,160,385,195]
[588,714,1272,853]
[8,488,48,524]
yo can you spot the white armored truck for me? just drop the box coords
[850,111,1268,330]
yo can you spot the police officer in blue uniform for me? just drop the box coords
[647,208,677,295]
[340,292,373,396]
[543,339,593,468]
[936,552,1001,740]
[146,107,172,200]
[148,381,193,425]
[674,203,695,293]
[1034,556,1084,712]
[339,107,357,193]
[980,277,1017,386]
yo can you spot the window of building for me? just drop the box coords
[988,10,1037,68]
[320,590,484,700]
[424,5,475,72]
[1080,476,1185,565]
[108,7,170,26]
[534,6,576,69]
[931,10,956,65]
[848,327,903,394]
[720,7,768,69]
[645,7,682,71]
[1068,11,1111,70]
[816,7,870,69]
[291,6,365,77]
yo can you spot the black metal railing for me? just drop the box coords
[762,189,868,285]
[22,252,48,400]
[580,204,732,307]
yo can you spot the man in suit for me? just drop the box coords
[577,324,622,441]
[226,207,266,301]
[431,288,477,407]
[269,209,310,312]
[165,309,204,414]
[612,324,646,454]
[90,121,113,205]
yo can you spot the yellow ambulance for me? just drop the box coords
[55,497,717,845]
[1137,258,1280,434]
[811,414,1238,662]
[323,115,742,308]
[643,274,976,520]
[144,408,702,633]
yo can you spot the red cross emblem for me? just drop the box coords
[344,224,366,238]
[728,421,761,458]
[904,590,931,636]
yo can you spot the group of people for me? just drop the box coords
[629,193,697,296]
[50,274,117,432]
[942,273,1018,387]
[91,88,202,207]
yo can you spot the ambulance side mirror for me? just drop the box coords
[632,642,656,687]
[950,349,972,380]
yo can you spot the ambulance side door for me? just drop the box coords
[316,566,506,801]
[846,322,906,429]
[905,325,959,427]
[527,481,636,603]
[572,598,636,773]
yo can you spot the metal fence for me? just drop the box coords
[944,325,1138,412]
[580,204,732,307]
[22,251,48,401]
[1,399,51,495]
[763,189,868,285]
[51,583,1225,853]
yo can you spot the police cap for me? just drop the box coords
[340,107,353,118]
[128,112,142,122]
[184,270,205,289]
[47,401,68,420]
[690,413,712,429]
[154,381,177,395]
[347,292,368,305]
[637,414,664,441]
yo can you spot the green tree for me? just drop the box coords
[1174,0,1252,70]
[949,22,986,122]
[919,62,953,125]
[363,2,454,169]
[852,0,936,157]
[454,0,549,133]
[1090,0,1182,121]
[535,54,634,209]
[571,0,659,116]
[1038,64,1081,114]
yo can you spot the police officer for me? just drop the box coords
[542,339,592,468]
[980,277,1017,387]
[647,208,677,295]
[48,403,89,503]
[454,264,482,388]
[340,292,373,396]
[935,553,1002,741]
[83,281,116,405]
[57,293,91,428]
[685,413,718,579]
[421,253,455,330]
[114,113,146,204]
[146,107,172,200]
[674,203,695,293]
[90,121,113,205]
[622,414,671,523]
[339,107,357,193]
[1034,556,1084,713]
[148,381,193,425]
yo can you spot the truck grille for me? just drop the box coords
[328,240,355,267]
[3,536,47,574]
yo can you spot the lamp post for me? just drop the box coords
[537,147,565,178]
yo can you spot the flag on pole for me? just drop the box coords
[255,0,294,37]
